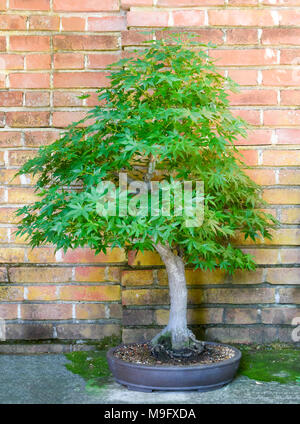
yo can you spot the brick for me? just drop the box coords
[204,287,275,304]
[157,0,224,5]
[6,112,49,128]
[122,270,153,286]
[110,304,122,319]
[262,29,300,46]
[61,17,86,32]
[129,251,163,266]
[227,69,258,86]
[0,248,24,263]
[209,10,276,26]
[53,35,118,51]
[155,308,223,325]
[75,304,106,320]
[88,17,126,32]
[10,36,50,52]
[224,308,257,324]
[56,323,120,340]
[75,266,120,282]
[0,286,23,301]
[172,10,206,27]
[0,37,6,51]
[263,150,300,166]
[0,304,18,319]
[280,49,300,65]
[0,131,22,147]
[231,269,263,284]
[122,328,159,344]
[281,91,300,106]
[0,54,24,70]
[54,53,84,70]
[27,286,57,301]
[226,29,258,45]
[21,304,72,320]
[264,110,300,126]
[157,268,226,285]
[0,15,26,30]
[242,248,279,264]
[9,267,72,283]
[0,92,23,107]
[244,169,276,185]
[29,15,60,30]
[0,0,6,9]
[276,10,300,26]
[62,247,126,264]
[228,0,258,4]
[122,31,153,47]
[205,326,278,344]
[0,208,20,224]
[52,111,86,128]
[229,90,277,106]
[279,288,300,304]
[237,149,258,166]
[0,268,7,282]
[266,228,300,245]
[263,69,300,86]
[0,229,8,242]
[263,0,300,4]
[127,11,169,27]
[87,53,122,69]
[53,0,119,12]
[122,289,169,305]
[122,0,153,6]
[236,129,273,147]
[8,187,39,204]
[25,131,59,147]
[27,248,57,263]
[53,72,110,89]
[10,73,50,89]
[123,309,154,326]
[6,323,53,340]
[276,129,300,145]
[266,268,300,285]
[280,247,300,263]
[211,49,277,66]
[263,188,300,204]
[60,285,121,301]
[158,29,224,45]
[25,91,50,107]
[0,75,5,88]
[26,54,51,69]
[10,0,50,10]
[261,307,300,324]
[53,92,82,107]
[281,208,300,224]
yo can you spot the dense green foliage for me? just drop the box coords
[16,34,276,273]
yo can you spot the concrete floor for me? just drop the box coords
[0,354,299,404]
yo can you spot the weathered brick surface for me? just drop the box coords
[0,0,298,348]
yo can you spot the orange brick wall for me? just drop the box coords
[0,0,299,351]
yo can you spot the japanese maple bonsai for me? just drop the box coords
[16,34,276,361]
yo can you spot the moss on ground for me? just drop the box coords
[235,343,300,385]
[64,335,121,392]
[65,339,300,390]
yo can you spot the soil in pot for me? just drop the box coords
[113,342,235,366]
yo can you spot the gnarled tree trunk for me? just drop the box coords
[151,242,204,355]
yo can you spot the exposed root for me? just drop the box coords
[150,328,205,362]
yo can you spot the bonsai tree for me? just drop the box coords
[16,34,276,358]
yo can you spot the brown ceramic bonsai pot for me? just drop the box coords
[107,341,241,393]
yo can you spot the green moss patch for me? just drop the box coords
[64,336,121,392]
[236,343,300,385]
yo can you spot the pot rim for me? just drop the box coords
[107,341,241,371]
